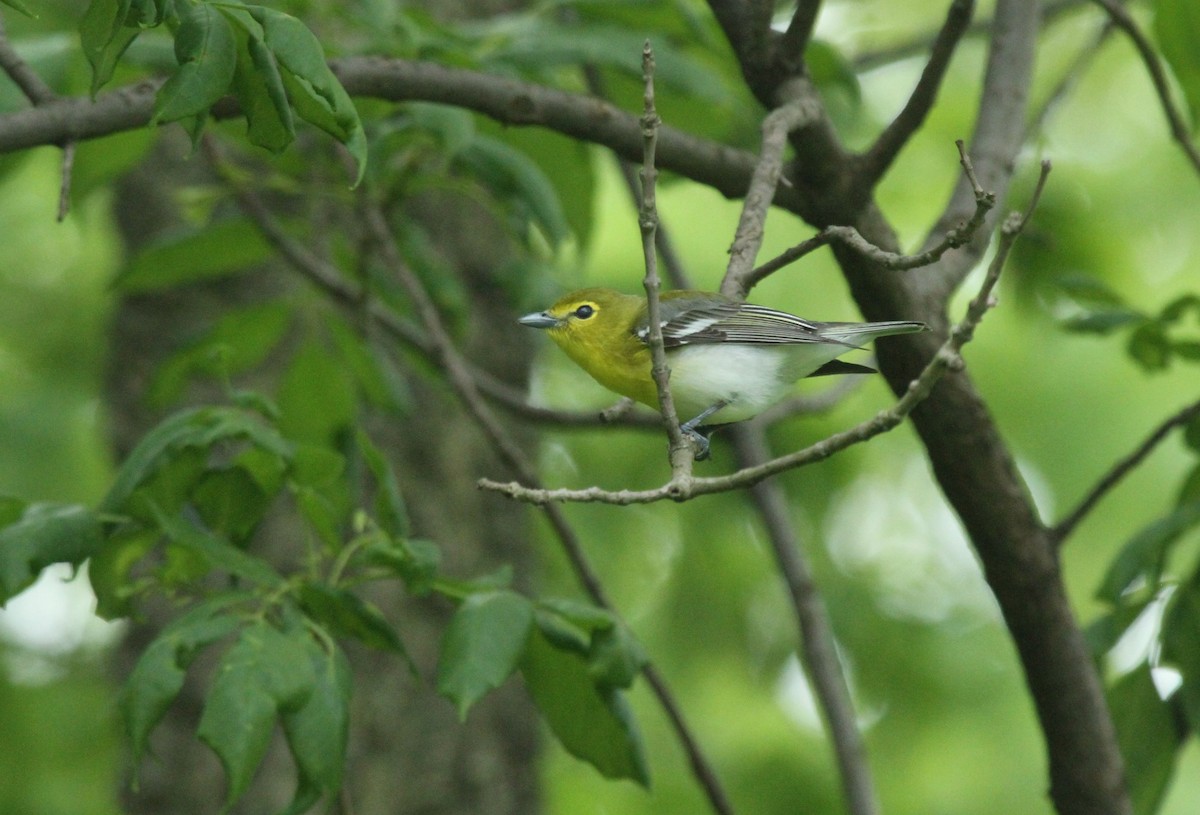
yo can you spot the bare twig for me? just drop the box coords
[722,98,821,299]
[0,17,75,220]
[732,423,879,815]
[581,63,690,290]
[637,42,694,474]
[858,0,975,185]
[1053,397,1200,545]
[1091,0,1200,176]
[743,141,993,293]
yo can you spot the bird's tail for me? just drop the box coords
[816,320,927,347]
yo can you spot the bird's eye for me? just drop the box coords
[573,304,595,320]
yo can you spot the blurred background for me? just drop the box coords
[2,1,1199,814]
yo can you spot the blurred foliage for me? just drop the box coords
[0,1,1199,815]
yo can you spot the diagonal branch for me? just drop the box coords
[1052,397,1200,545]
[918,0,1039,302]
[1091,0,1200,176]
[721,97,822,299]
[731,423,880,815]
[857,0,975,186]
[778,1,822,68]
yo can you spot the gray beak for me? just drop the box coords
[518,311,560,329]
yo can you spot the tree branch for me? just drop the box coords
[857,0,975,186]
[917,0,1040,301]
[721,98,822,299]
[731,424,880,815]
[778,1,822,69]
[1052,397,1200,545]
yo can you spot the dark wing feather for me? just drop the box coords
[635,297,849,348]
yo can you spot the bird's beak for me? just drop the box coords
[518,311,560,330]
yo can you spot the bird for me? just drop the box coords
[519,287,927,459]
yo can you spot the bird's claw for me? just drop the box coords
[682,426,712,461]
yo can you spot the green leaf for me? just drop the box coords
[588,623,648,691]
[248,5,366,183]
[1097,501,1200,602]
[280,639,352,815]
[1178,463,1200,507]
[357,534,441,595]
[1162,574,1200,732]
[0,503,103,604]
[297,583,407,655]
[327,315,413,414]
[192,466,272,543]
[437,590,534,718]
[153,2,238,125]
[89,529,157,619]
[1085,598,1154,658]
[1128,323,1171,371]
[278,341,357,447]
[198,620,317,809]
[1108,665,1183,815]
[477,120,595,250]
[455,136,570,248]
[521,628,649,785]
[115,217,276,292]
[1060,310,1146,335]
[81,0,139,94]
[356,429,408,539]
[1,0,37,18]
[224,7,296,152]
[103,406,292,514]
[123,595,246,770]
[148,302,293,406]
[152,504,284,588]
[1152,0,1200,129]
[1098,501,1200,601]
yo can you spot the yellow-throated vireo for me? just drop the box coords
[520,287,927,458]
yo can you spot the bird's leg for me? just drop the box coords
[680,399,730,461]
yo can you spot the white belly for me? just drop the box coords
[666,344,794,424]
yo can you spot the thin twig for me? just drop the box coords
[1052,398,1200,545]
[581,62,690,290]
[859,0,975,185]
[637,42,694,474]
[1091,0,1200,176]
[722,98,821,299]
[0,16,75,220]
[744,141,993,292]
[731,424,879,815]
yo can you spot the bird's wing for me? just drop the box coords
[635,297,841,348]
